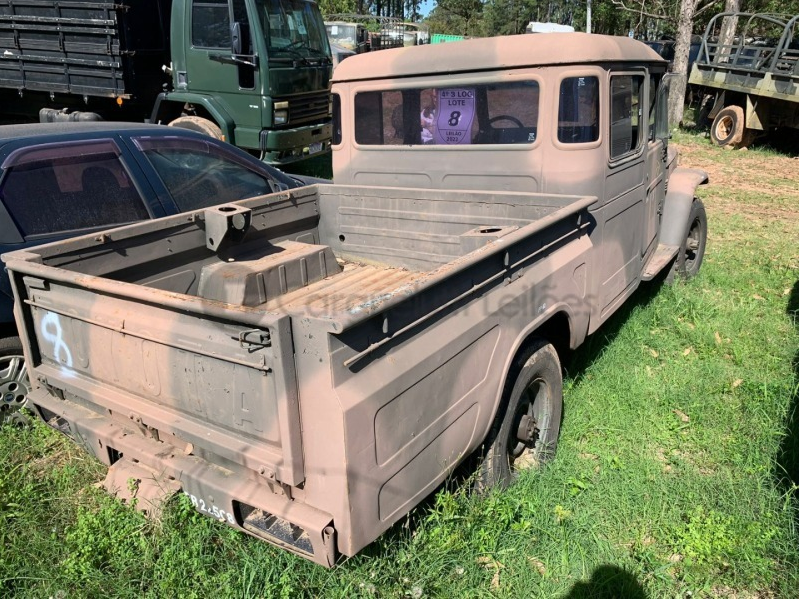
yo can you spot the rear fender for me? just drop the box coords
[659,167,709,247]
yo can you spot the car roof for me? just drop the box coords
[0,121,303,187]
[0,121,172,142]
[332,33,665,83]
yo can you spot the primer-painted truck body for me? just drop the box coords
[4,34,709,566]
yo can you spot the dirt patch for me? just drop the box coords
[675,138,799,222]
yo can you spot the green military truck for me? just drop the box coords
[0,0,333,166]
[690,13,798,149]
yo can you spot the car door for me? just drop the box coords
[598,71,647,321]
[0,136,162,323]
[185,0,260,138]
[643,71,669,259]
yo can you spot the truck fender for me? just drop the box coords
[479,306,577,446]
[659,167,709,248]
[150,93,236,144]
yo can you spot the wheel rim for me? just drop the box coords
[0,355,31,425]
[507,378,550,471]
[714,115,734,142]
[684,216,703,272]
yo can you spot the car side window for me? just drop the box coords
[610,74,644,159]
[192,0,230,49]
[134,137,282,212]
[558,76,599,144]
[0,141,149,238]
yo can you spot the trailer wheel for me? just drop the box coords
[711,106,748,148]
[477,339,562,490]
[668,198,707,283]
[169,116,224,140]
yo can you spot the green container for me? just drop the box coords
[430,33,465,44]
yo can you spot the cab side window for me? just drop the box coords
[558,76,599,144]
[192,0,230,49]
[609,75,644,159]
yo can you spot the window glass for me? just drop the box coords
[0,150,148,238]
[558,76,599,143]
[648,74,661,141]
[610,75,644,159]
[136,137,283,212]
[192,0,230,49]
[332,93,342,145]
[354,81,540,146]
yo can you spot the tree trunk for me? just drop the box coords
[668,0,696,126]
[718,0,741,62]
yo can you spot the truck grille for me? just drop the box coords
[280,92,329,126]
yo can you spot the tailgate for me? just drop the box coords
[17,273,304,486]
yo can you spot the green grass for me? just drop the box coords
[1,132,797,598]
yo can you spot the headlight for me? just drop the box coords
[274,101,289,125]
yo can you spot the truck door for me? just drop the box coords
[185,0,260,139]
[643,72,669,258]
[599,72,646,320]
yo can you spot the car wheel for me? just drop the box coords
[711,106,749,148]
[477,339,562,490]
[169,116,224,140]
[0,337,31,426]
[667,199,707,283]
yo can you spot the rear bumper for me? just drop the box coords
[30,387,338,567]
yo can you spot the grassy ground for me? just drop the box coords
[1,131,797,598]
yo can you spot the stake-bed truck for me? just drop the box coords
[4,34,709,566]
[0,0,333,166]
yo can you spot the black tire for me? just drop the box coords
[168,115,224,140]
[667,199,707,283]
[477,339,563,490]
[711,106,747,148]
[695,95,714,131]
[0,335,22,357]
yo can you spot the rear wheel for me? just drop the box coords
[168,115,224,140]
[668,199,707,283]
[0,337,31,426]
[477,340,562,490]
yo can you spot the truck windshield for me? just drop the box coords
[326,23,357,50]
[256,0,330,60]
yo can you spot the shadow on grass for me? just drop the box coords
[562,565,647,599]
[775,281,799,492]
[564,268,669,386]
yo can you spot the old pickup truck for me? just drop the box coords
[3,34,708,566]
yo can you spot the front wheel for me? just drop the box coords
[477,339,562,490]
[168,115,224,140]
[668,198,707,283]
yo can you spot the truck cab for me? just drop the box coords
[157,0,333,165]
[331,33,707,330]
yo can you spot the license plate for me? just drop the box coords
[308,142,323,155]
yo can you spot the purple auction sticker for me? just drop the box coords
[433,88,475,145]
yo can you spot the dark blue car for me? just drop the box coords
[0,122,319,419]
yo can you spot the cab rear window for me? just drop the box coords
[354,81,539,146]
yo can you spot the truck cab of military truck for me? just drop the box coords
[331,33,709,330]
[0,0,333,167]
[155,0,334,165]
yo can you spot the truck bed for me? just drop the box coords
[4,183,595,564]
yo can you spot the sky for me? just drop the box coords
[419,0,435,18]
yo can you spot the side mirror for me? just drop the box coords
[231,21,242,55]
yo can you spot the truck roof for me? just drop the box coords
[332,33,665,82]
